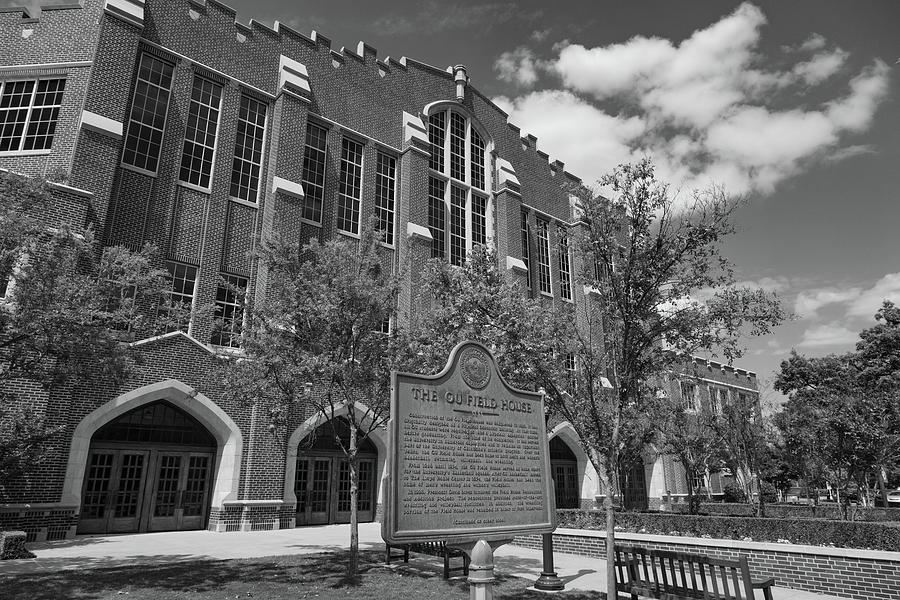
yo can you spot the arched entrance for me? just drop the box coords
[77,400,216,534]
[549,436,580,509]
[294,418,377,526]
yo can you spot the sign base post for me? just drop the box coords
[534,532,565,591]
[450,538,512,600]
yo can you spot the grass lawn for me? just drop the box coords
[3,550,607,600]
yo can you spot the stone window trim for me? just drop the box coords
[121,52,175,176]
[0,77,66,155]
[424,102,493,265]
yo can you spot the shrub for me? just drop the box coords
[669,502,900,522]
[723,483,747,504]
[556,509,900,551]
[760,481,777,503]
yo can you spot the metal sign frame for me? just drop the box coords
[382,341,557,545]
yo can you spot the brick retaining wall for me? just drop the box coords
[513,528,900,600]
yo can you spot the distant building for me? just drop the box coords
[643,357,760,508]
[0,0,758,540]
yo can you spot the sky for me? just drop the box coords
[13,0,899,398]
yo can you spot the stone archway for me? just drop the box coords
[284,403,388,525]
[548,422,595,509]
[61,380,243,520]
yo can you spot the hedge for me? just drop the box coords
[557,509,900,552]
[669,502,900,523]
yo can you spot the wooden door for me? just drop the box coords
[78,450,117,534]
[333,458,375,524]
[108,450,149,533]
[147,453,182,531]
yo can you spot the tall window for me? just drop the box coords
[428,177,446,259]
[426,108,490,264]
[558,230,573,301]
[521,212,532,289]
[710,387,727,415]
[160,262,197,333]
[0,78,66,153]
[337,137,363,235]
[179,76,222,189]
[301,122,327,224]
[374,152,396,245]
[211,274,247,348]
[680,381,698,411]
[229,95,266,202]
[123,53,174,173]
[535,218,552,295]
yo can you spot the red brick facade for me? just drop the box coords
[0,0,587,539]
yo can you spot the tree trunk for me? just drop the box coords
[756,473,765,518]
[348,427,359,579]
[603,479,616,600]
[878,468,889,507]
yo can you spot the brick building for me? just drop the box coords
[0,0,758,540]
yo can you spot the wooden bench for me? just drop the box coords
[384,541,470,579]
[614,544,775,600]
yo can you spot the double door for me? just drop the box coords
[78,447,212,534]
[294,454,375,525]
[552,461,580,509]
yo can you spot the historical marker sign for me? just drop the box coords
[383,341,556,545]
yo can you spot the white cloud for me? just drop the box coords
[797,322,859,348]
[494,47,542,87]
[493,90,646,179]
[846,273,900,318]
[492,2,891,199]
[794,287,862,318]
[797,33,827,52]
[737,276,791,294]
[793,48,848,85]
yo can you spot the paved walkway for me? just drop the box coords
[1,523,850,600]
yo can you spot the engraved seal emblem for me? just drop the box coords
[460,346,491,389]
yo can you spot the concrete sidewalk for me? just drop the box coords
[0,523,851,600]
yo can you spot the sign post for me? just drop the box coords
[383,341,557,597]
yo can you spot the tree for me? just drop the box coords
[416,159,784,600]
[854,301,900,503]
[0,171,172,494]
[774,351,884,517]
[219,228,403,579]
[556,159,784,597]
[408,244,572,390]
[657,380,725,514]
[718,390,770,515]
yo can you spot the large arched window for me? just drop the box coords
[426,107,491,265]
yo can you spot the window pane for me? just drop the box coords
[301,123,327,223]
[536,219,552,295]
[179,77,222,187]
[336,138,363,234]
[428,177,446,259]
[374,152,396,245]
[1,78,66,153]
[123,54,174,172]
[558,231,572,301]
